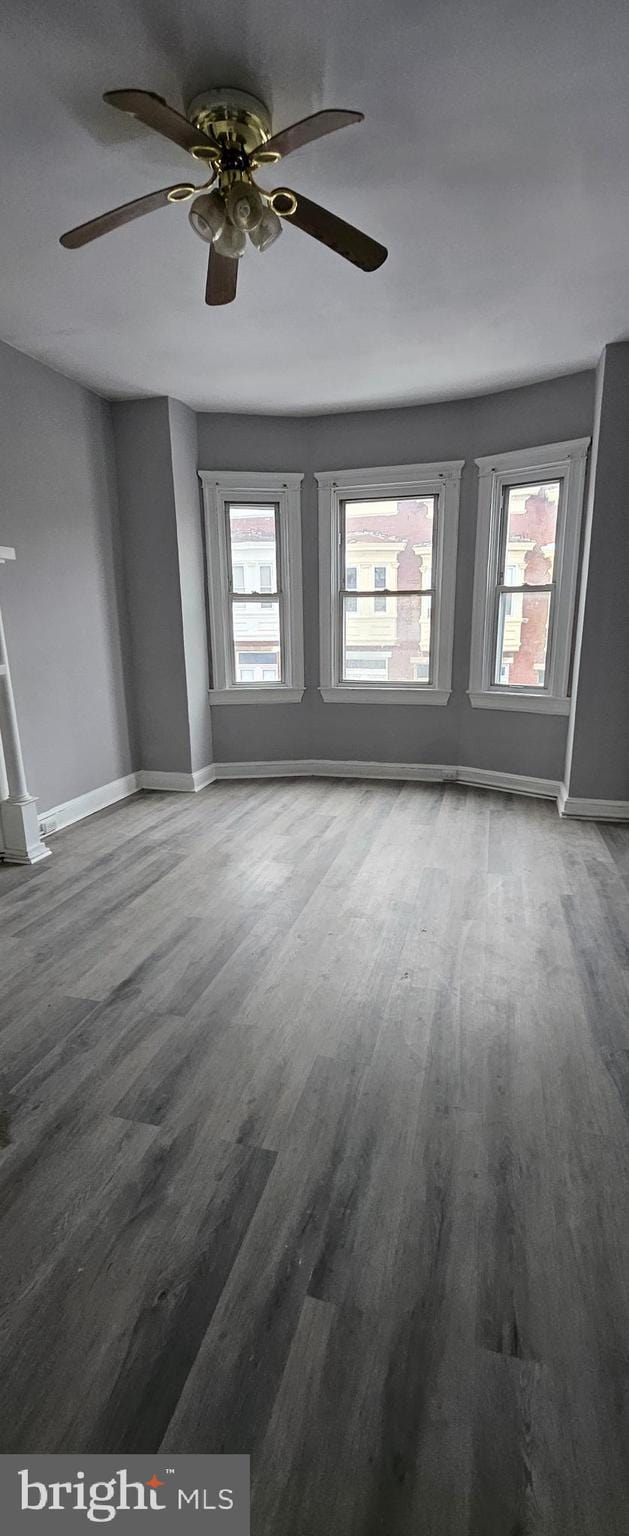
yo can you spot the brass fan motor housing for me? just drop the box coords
[186,87,275,159]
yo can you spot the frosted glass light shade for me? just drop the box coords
[226,181,264,231]
[214,222,247,259]
[188,191,226,244]
[248,206,283,252]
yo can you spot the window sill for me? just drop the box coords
[320,686,451,707]
[468,690,570,716]
[209,687,305,706]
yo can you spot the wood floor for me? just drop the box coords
[1,778,629,1531]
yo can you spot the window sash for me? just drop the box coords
[224,500,285,687]
[225,501,282,597]
[339,587,434,598]
[230,592,282,602]
[496,477,562,585]
[494,584,554,594]
[340,591,434,685]
[489,476,564,693]
[338,493,439,687]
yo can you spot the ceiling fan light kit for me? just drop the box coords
[213,221,247,260]
[225,180,265,232]
[60,84,388,304]
[188,189,226,242]
[248,205,283,252]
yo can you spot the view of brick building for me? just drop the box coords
[495,481,559,687]
[342,497,434,681]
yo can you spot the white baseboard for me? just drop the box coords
[38,772,141,835]
[138,767,216,793]
[213,760,560,799]
[213,759,448,783]
[38,764,217,836]
[558,783,629,820]
[192,764,217,791]
[138,770,191,793]
[35,759,570,846]
[457,766,560,799]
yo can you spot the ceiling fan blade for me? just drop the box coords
[59,184,198,248]
[205,246,238,306]
[277,190,387,272]
[104,89,217,157]
[261,109,363,161]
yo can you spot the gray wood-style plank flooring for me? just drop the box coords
[1,778,629,1532]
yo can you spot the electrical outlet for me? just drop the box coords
[39,815,58,838]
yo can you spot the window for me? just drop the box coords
[469,438,590,714]
[373,565,387,613]
[317,461,463,704]
[199,471,304,704]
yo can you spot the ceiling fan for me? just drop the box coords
[59,87,388,305]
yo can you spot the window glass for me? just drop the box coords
[501,482,559,586]
[340,497,437,684]
[494,480,561,688]
[342,593,432,684]
[495,590,551,688]
[228,505,278,594]
[232,603,281,683]
[343,498,436,591]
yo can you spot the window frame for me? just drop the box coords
[199,470,305,705]
[469,438,590,715]
[316,461,463,705]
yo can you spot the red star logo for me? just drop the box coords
[146,1475,165,1488]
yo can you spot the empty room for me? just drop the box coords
[1,0,629,1529]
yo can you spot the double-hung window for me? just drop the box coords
[469,438,590,713]
[317,461,463,704]
[199,471,304,704]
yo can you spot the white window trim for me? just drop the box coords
[199,470,305,705]
[468,437,590,715]
[316,460,463,705]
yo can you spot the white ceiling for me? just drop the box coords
[1,0,629,414]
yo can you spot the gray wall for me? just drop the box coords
[565,341,629,801]
[198,371,595,776]
[168,400,213,775]
[112,398,194,775]
[0,339,136,810]
[112,398,213,777]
